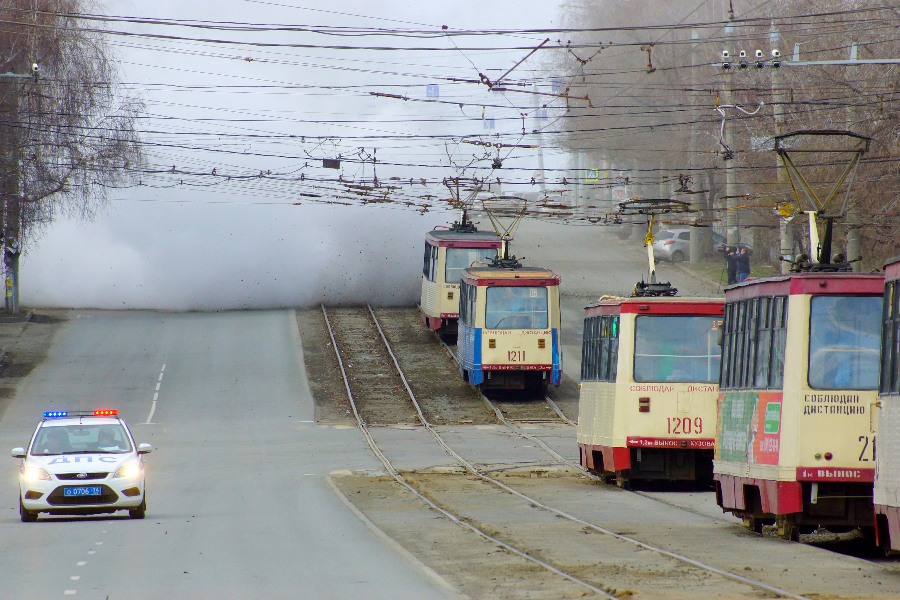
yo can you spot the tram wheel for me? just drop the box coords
[776,515,800,542]
[615,474,630,490]
[744,517,764,534]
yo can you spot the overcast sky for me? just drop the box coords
[21,0,567,309]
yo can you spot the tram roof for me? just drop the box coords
[462,265,560,287]
[425,229,502,247]
[885,255,900,281]
[584,296,724,317]
[723,271,884,301]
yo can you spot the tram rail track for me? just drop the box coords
[322,303,813,600]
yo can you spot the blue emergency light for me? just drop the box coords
[43,411,68,418]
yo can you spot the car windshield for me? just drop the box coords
[31,424,132,456]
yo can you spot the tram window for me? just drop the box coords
[720,304,734,387]
[754,297,772,387]
[881,281,900,395]
[485,287,548,329]
[445,248,498,285]
[633,316,721,383]
[581,318,592,380]
[721,295,787,390]
[808,295,881,390]
[600,316,611,380]
[580,315,617,382]
[423,244,438,281]
[459,283,475,325]
[768,296,787,389]
[609,316,619,383]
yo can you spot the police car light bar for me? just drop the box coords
[43,409,118,418]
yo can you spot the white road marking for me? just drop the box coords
[64,591,77,596]
[69,576,80,581]
[87,550,95,555]
[145,401,157,425]
[76,562,86,567]
[146,363,165,424]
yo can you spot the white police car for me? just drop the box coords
[11,410,151,522]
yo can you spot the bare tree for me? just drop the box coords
[0,0,142,312]
[555,0,899,267]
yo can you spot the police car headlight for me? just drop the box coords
[23,466,51,482]
[113,461,142,479]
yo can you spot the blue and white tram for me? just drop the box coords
[457,261,562,392]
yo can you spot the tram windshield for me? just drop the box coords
[446,248,498,284]
[485,286,548,329]
[633,315,723,383]
[808,295,881,390]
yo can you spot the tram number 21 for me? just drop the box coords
[507,350,525,362]
[667,417,703,435]
[858,435,876,462]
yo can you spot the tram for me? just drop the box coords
[456,258,562,391]
[420,218,501,338]
[577,296,724,486]
[875,255,900,553]
[714,271,884,539]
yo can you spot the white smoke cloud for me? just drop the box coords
[22,199,449,309]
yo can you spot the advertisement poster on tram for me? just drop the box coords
[717,391,782,465]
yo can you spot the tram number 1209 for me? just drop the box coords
[667,417,703,435]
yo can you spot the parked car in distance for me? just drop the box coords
[652,229,752,263]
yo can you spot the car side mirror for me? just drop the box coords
[11,447,25,458]
[138,443,152,455]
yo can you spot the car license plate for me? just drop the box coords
[64,486,102,497]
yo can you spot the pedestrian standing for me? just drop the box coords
[737,247,751,282]
[725,246,738,285]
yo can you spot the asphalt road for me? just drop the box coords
[0,310,455,600]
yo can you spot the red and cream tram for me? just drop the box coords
[714,271,884,540]
[420,222,501,337]
[577,297,724,486]
[875,256,900,553]
[457,261,562,391]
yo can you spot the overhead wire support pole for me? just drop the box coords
[0,69,39,316]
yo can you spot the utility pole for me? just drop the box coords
[845,42,861,271]
[531,80,547,195]
[0,71,35,316]
[723,21,738,249]
[770,24,793,274]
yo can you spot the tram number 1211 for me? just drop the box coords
[667,417,703,435]
[507,350,525,362]
[858,435,876,462]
